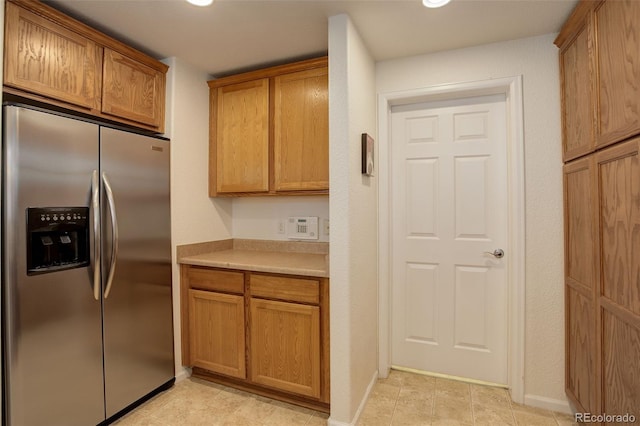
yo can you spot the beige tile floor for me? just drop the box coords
[113,378,329,425]
[114,370,577,425]
[358,370,577,426]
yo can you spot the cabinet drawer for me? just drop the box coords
[250,274,319,304]
[187,267,244,294]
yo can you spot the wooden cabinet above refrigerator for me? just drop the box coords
[3,0,168,133]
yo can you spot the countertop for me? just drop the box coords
[177,239,329,278]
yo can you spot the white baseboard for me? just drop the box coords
[328,370,379,426]
[524,394,572,414]
[174,367,191,383]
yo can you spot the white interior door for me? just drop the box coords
[390,94,509,384]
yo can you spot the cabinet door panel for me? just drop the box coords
[597,139,640,316]
[188,289,246,379]
[601,310,640,416]
[273,68,329,191]
[560,19,595,161]
[596,0,640,146]
[250,298,320,398]
[564,158,598,291]
[566,286,596,412]
[4,2,100,110]
[213,80,269,194]
[102,49,165,129]
[563,157,598,412]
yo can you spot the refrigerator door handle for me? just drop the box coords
[102,172,119,299]
[91,170,101,301]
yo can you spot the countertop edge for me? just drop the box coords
[179,257,329,278]
[177,240,330,278]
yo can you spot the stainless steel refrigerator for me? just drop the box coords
[2,104,175,426]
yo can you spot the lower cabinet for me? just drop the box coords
[250,298,320,398]
[188,289,246,379]
[564,137,640,414]
[180,265,330,412]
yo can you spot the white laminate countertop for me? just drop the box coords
[177,239,329,278]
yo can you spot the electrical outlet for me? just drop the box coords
[277,220,285,234]
[323,219,330,236]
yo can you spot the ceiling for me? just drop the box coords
[46,0,578,77]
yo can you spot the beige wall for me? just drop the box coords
[376,34,566,410]
[328,14,379,425]
[162,57,233,376]
[232,196,329,242]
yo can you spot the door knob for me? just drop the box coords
[484,248,504,259]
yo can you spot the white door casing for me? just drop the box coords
[390,94,508,384]
[377,76,525,402]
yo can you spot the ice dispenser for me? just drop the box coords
[26,207,90,274]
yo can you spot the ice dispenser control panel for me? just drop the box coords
[26,207,90,275]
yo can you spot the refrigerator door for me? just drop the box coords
[2,106,105,425]
[100,127,174,417]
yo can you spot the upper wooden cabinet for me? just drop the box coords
[3,0,168,133]
[4,2,101,110]
[212,79,270,194]
[558,10,595,162]
[273,67,329,191]
[595,0,640,147]
[556,0,640,155]
[101,49,166,129]
[208,57,329,197]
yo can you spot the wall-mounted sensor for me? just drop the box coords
[286,217,319,240]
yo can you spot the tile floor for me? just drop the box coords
[114,370,577,425]
[359,370,577,426]
[113,378,329,426]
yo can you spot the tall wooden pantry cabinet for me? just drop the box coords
[556,0,640,417]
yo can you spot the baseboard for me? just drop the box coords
[175,367,191,383]
[329,370,378,426]
[524,394,572,414]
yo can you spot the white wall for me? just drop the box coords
[163,57,233,376]
[232,196,329,242]
[376,34,565,408]
[328,14,379,425]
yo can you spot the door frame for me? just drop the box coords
[377,76,525,403]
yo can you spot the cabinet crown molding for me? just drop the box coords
[208,56,328,88]
[555,0,600,49]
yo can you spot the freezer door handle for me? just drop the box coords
[102,172,119,299]
[91,170,101,301]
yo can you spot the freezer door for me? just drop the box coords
[100,127,174,417]
[2,106,104,425]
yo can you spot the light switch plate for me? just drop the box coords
[286,217,319,240]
